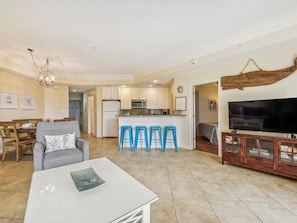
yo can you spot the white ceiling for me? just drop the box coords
[1,0,297,91]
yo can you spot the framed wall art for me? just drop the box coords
[22,96,35,109]
[208,99,217,111]
[176,96,186,111]
[0,93,18,109]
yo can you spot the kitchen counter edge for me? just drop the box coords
[117,115,186,117]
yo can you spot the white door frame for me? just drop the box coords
[190,79,220,152]
[87,96,95,134]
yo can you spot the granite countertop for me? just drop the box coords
[117,114,186,117]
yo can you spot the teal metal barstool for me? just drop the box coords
[163,126,178,152]
[149,126,163,151]
[119,125,133,151]
[134,126,149,151]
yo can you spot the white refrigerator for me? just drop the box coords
[102,100,121,137]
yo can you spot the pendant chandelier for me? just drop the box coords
[28,48,56,88]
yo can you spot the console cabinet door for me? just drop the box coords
[245,137,276,172]
[246,138,274,160]
[278,140,297,178]
[222,133,243,165]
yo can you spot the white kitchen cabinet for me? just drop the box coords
[146,88,158,109]
[102,86,120,100]
[120,87,131,109]
[119,87,169,109]
[147,87,169,109]
[157,88,169,109]
[131,88,147,99]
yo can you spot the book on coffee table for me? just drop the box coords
[70,167,105,191]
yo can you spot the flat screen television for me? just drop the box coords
[228,98,297,134]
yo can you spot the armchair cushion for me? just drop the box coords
[43,148,83,170]
[45,132,76,153]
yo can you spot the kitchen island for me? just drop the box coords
[118,115,186,150]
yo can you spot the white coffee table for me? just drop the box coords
[24,157,159,223]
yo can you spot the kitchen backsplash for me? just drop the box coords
[120,109,170,115]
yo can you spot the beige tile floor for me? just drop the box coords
[1,134,297,223]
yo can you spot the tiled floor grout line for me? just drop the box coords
[239,169,297,219]
[165,152,180,223]
[183,152,222,223]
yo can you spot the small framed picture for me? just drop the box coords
[0,93,18,109]
[208,99,217,111]
[22,96,35,109]
[176,96,186,111]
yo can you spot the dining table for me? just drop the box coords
[17,127,36,135]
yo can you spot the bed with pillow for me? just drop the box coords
[197,122,218,145]
[33,120,89,171]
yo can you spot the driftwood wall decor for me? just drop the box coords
[221,57,297,90]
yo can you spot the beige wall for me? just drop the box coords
[0,70,69,122]
[0,71,44,120]
[175,42,297,153]
[69,92,83,100]
[44,85,69,121]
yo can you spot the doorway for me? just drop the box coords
[69,100,82,129]
[88,96,95,135]
[194,82,219,154]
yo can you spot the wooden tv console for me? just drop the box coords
[222,132,297,179]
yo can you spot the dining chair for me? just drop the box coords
[53,119,66,122]
[13,119,39,153]
[17,130,36,155]
[0,121,19,161]
[64,117,75,121]
[0,121,36,161]
[54,117,75,122]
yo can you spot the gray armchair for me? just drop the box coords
[33,120,89,171]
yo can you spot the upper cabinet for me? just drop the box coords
[146,87,169,109]
[157,88,169,109]
[146,88,158,109]
[119,87,131,109]
[131,88,147,100]
[102,87,120,100]
[119,87,169,109]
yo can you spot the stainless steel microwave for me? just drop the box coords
[131,100,147,109]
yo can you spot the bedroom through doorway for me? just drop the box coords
[194,82,219,154]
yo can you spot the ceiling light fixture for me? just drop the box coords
[27,48,56,88]
[192,59,198,65]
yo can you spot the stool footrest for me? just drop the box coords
[134,126,149,151]
[149,126,163,151]
[119,126,134,151]
[163,126,178,152]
